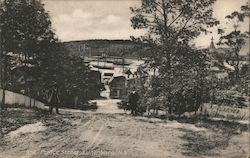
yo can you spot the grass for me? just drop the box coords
[153,110,249,157]
[0,104,71,139]
[201,103,249,120]
[177,116,249,157]
[180,129,227,157]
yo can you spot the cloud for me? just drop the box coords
[44,0,142,41]
[44,0,249,53]
[193,0,249,51]
[52,9,139,41]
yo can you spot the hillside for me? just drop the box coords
[62,39,144,57]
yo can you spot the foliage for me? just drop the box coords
[56,54,95,107]
[131,0,219,114]
[217,2,249,84]
[0,0,57,110]
[1,0,55,50]
[0,0,101,109]
[130,0,219,66]
[161,45,211,114]
[0,0,57,94]
[238,63,249,95]
[35,46,101,108]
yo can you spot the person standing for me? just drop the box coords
[49,85,60,114]
[129,90,140,115]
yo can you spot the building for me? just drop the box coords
[109,76,127,99]
[208,37,216,53]
[206,37,249,80]
[109,67,150,99]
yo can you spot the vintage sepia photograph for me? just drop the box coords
[0,0,249,157]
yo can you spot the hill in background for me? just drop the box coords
[62,39,145,58]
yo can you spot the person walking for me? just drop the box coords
[129,90,140,115]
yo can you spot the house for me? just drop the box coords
[109,76,127,99]
[109,75,150,100]
[109,66,150,99]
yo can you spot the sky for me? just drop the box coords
[43,0,249,50]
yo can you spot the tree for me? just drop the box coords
[0,0,57,107]
[0,0,99,111]
[130,0,219,63]
[130,0,219,115]
[57,54,90,107]
[217,3,249,84]
[0,27,5,112]
[0,0,56,93]
[37,44,100,109]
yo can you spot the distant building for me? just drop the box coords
[109,76,127,99]
[206,37,248,80]
[109,67,150,99]
[208,37,216,53]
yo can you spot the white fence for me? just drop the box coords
[0,89,46,109]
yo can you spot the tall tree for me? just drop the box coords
[0,0,97,110]
[131,0,219,114]
[0,26,5,112]
[130,0,219,63]
[218,2,249,84]
[0,0,57,98]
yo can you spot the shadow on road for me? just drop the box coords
[179,118,248,157]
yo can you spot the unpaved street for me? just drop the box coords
[0,107,249,158]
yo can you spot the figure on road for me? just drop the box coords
[49,85,60,114]
[129,90,140,115]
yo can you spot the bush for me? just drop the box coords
[118,101,130,111]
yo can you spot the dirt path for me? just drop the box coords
[92,99,124,114]
[0,113,184,158]
[89,84,125,114]
[0,109,248,158]
[0,85,248,158]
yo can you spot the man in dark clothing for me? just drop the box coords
[129,91,140,115]
[49,86,60,114]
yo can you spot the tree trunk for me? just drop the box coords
[0,63,5,112]
[0,28,5,113]
[1,89,5,110]
[74,96,78,108]
[234,48,240,84]
[168,101,172,114]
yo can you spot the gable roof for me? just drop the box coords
[109,76,126,85]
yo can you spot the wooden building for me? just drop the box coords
[109,76,127,99]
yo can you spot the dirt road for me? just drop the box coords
[0,107,249,158]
